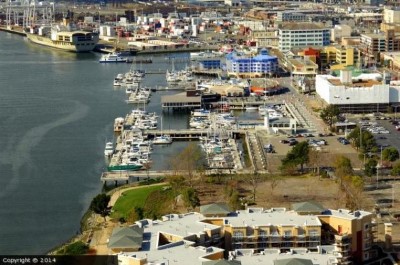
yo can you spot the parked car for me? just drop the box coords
[288,139,298,146]
[340,139,350,145]
[264,144,274,153]
[280,139,289,144]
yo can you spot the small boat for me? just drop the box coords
[192,109,211,117]
[245,106,258,111]
[152,135,173,144]
[114,117,125,132]
[104,142,114,156]
[107,163,143,172]
[99,52,128,63]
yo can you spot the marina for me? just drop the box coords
[2,0,400,259]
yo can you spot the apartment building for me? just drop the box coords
[360,30,400,65]
[383,6,400,24]
[251,30,279,48]
[381,51,400,72]
[220,208,322,252]
[331,24,352,43]
[286,57,318,92]
[318,209,374,264]
[111,204,376,265]
[278,23,331,52]
[226,49,278,78]
[289,46,360,72]
[275,11,308,23]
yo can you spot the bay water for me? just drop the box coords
[0,31,191,254]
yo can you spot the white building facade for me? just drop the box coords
[316,72,400,112]
[278,23,331,52]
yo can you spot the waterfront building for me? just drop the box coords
[318,209,374,264]
[112,205,375,265]
[249,78,283,95]
[161,92,202,111]
[315,70,400,113]
[191,52,224,70]
[278,23,331,52]
[225,49,278,78]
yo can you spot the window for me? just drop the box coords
[233,231,244,238]
[284,231,292,238]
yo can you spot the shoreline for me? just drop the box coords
[48,181,166,255]
[0,27,219,55]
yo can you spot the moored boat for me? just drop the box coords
[152,135,173,144]
[104,142,114,156]
[107,163,143,172]
[99,52,129,63]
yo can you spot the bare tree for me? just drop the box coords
[170,143,203,187]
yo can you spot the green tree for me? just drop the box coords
[182,187,200,210]
[90,193,111,221]
[364,159,377,177]
[62,241,88,255]
[391,161,400,176]
[334,155,353,179]
[281,141,309,173]
[127,206,144,223]
[320,104,340,129]
[347,126,376,152]
[382,147,399,162]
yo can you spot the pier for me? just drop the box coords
[143,129,242,140]
[101,168,265,184]
[0,26,27,36]
[192,69,222,77]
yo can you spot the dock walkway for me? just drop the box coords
[101,168,267,183]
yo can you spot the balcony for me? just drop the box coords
[283,236,294,241]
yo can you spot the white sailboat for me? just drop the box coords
[152,116,172,144]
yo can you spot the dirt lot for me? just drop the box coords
[260,134,362,173]
[197,174,372,211]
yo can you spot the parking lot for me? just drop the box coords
[371,120,400,151]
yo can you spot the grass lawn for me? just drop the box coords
[111,185,166,219]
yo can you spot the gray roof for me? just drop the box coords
[161,93,201,103]
[108,225,144,249]
[291,201,326,213]
[200,203,231,215]
[203,260,242,265]
[274,258,314,265]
